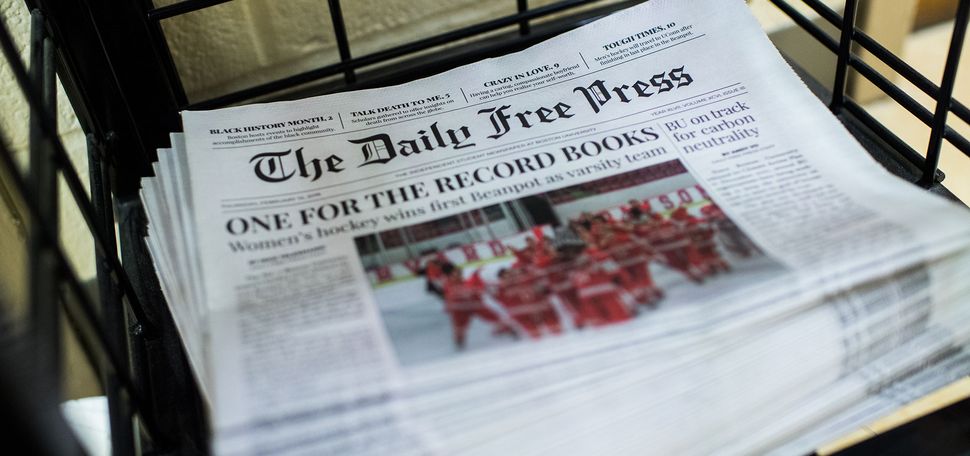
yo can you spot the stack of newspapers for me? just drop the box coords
[140,0,970,453]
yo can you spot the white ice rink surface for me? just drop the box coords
[374,253,783,366]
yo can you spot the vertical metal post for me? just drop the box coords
[511,200,534,229]
[517,0,531,36]
[829,0,858,113]
[137,0,190,107]
[917,0,969,187]
[88,135,136,456]
[27,9,60,402]
[328,0,356,84]
[399,227,415,259]
[502,202,524,232]
[469,212,483,242]
[374,233,389,266]
[456,212,474,243]
[543,194,558,225]
[478,208,497,242]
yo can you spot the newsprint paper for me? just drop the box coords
[139,0,970,454]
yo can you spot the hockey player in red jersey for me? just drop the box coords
[672,207,729,277]
[687,207,731,275]
[545,243,587,328]
[648,210,704,283]
[623,198,653,219]
[442,264,501,349]
[612,209,663,307]
[530,237,556,269]
[510,232,545,269]
[423,257,450,296]
[570,242,635,326]
[587,214,614,245]
[510,243,533,268]
[495,268,561,339]
[671,207,708,277]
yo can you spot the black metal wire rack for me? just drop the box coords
[0,0,967,454]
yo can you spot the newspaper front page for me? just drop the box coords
[142,0,970,453]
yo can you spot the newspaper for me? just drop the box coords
[140,0,970,454]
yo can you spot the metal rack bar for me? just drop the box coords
[518,0,531,36]
[767,0,839,52]
[89,133,137,455]
[919,0,969,187]
[767,0,967,183]
[829,0,857,113]
[327,0,356,84]
[843,99,939,180]
[846,44,970,156]
[27,8,60,398]
[146,0,234,21]
[798,0,970,126]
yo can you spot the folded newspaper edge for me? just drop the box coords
[139,0,970,454]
